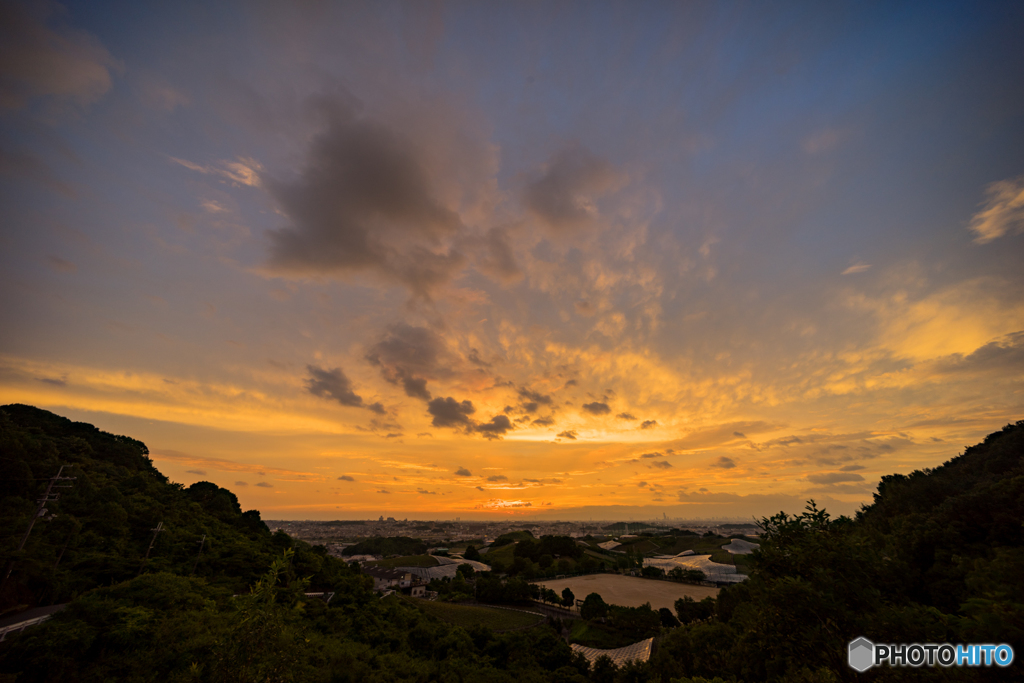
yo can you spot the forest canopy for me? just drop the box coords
[1,405,1022,682]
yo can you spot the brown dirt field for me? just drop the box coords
[534,574,719,612]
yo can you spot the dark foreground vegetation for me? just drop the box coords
[1,405,1022,682]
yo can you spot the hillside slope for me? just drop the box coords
[0,404,341,612]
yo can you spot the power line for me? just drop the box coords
[1,466,76,590]
[190,535,206,576]
[138,522,164,575]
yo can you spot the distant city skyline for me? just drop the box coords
[2,1,1023,520]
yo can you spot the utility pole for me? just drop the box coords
[53,532,73,571]
[190,535,206,576]
[138,522,164,575]
[2,466,76,590]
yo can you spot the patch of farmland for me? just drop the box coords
[615,539,659,554]
[534,574,718,612]
[644,554,747,583]
[722,538,760,554]
[410,599,544,631]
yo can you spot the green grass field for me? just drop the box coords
[481,543,516,566]
[615,539,660,554]
[366,554,439,568]
[410,599,544,631]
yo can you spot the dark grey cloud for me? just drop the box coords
[518,388,553,405]
[582,401,611,415]
[651,460,673,469]
[265,99,464,297]
[255,481,273,488]
[428,396,475,428]
[733,432,746,438]
[36,377,66,386]
[532,416,555,426]
[616,412,637,420]
[417,488,437,495]
[932,331,1024,375]
[0,1,119,111]
[839,465,865,472]
[475,226,522,282]
[640,420,657,429]
[366,323,450,401]
[423,394,515,440]
[400,376,431,401]
[806,472,865,485]
[338,475,355,481]
[454,466,472,476]
[487,474,508,482]
[377,489,391,494]
[305,364,385,413]
[640,452,662,459]
[524,146,619,231]
[557,430,577,440]
[467,348,491,367]
[475,414,513,439]
[712,456,736,469]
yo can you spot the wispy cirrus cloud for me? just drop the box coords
[969,176,1024,243]
[170,156,262,186]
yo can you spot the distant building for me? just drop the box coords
[361,566,427,597]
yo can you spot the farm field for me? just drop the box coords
[409,598,544,631]
[534,574,718,612]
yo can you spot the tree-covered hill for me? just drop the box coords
[1,406,1022,682]
[0,404,341,612]
[650,421,1024,682]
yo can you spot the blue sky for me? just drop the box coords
[1,0,1022,519]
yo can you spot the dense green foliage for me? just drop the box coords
[514,535,584,562]
[646,421,1024,682]
[487,536,604,578]
[491,530,536,547]
[0,404,340,612]
[474,574,539,604]
[409,599,544,632]
[581,592,609,621]
[2,406,1023,682]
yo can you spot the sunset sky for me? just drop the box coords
[2,1,1023,520]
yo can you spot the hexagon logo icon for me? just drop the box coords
[848,637,874,672]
